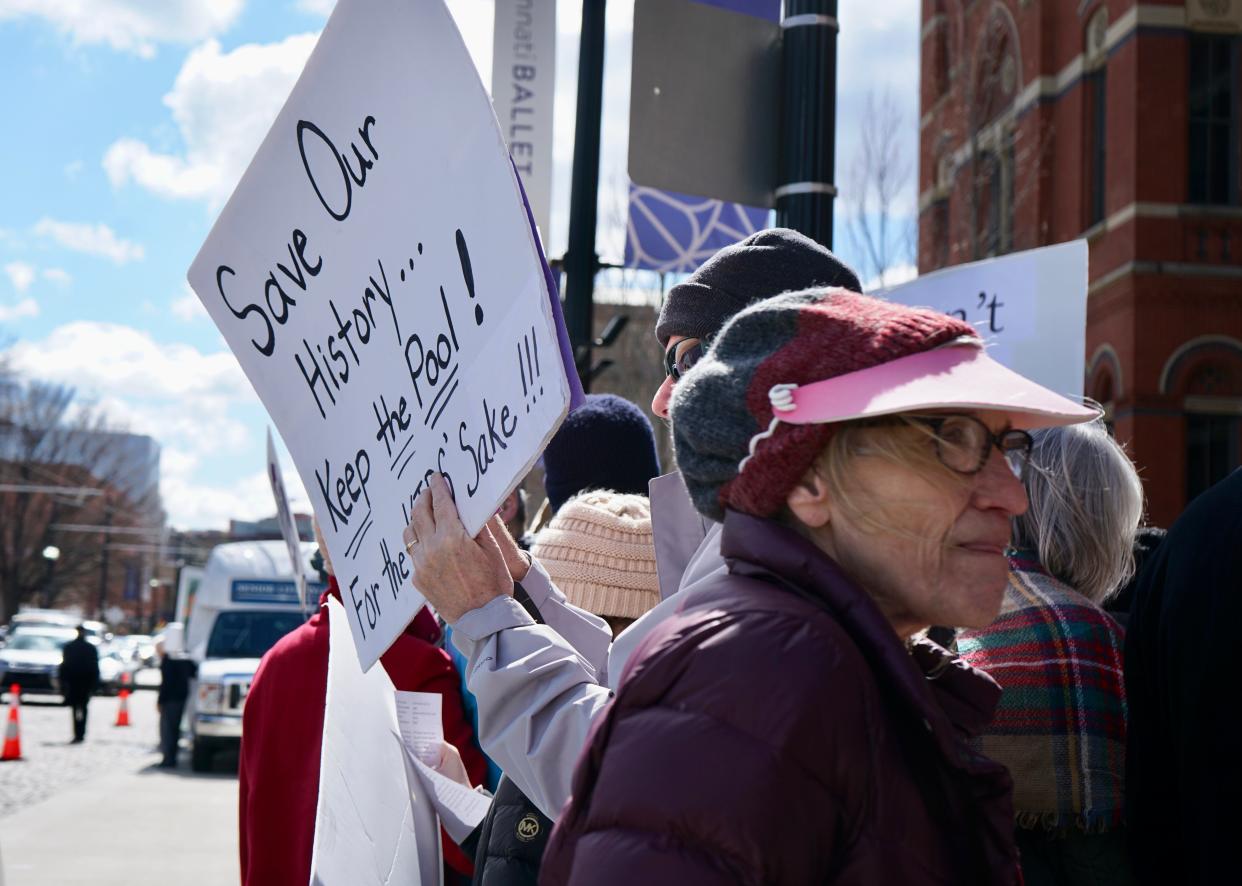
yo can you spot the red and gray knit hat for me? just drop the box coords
[669,288,981,521]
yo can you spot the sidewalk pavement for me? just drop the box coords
[0,760,238,885]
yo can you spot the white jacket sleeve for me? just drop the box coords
[448,560,614,820]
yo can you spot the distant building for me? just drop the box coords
[919,0,1242,526]
[228,513,315,542]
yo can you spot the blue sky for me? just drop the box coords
[0,0,917,529]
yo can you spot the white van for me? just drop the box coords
[185,540,324,772]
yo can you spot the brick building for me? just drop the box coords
[919,0,1242,526]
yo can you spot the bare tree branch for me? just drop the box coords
[846,88,915,288]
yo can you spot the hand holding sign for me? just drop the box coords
[402,474,512,624]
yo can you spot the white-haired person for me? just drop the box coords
[956,420,1143,886]
[535,289,1097,883]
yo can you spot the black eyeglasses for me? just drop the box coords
[663,338,709,382]
[905,414,1033,480]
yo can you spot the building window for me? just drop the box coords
[1085,69,1107,225]
[1186,412,1241,502]
[1084,8,1109,227]
[1188,35,1240,205]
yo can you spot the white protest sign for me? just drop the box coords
[188,0,571,670]
[266,428,307,611]
[310,596,441,886]
[492,0,556,240]
[883,240,1088,398]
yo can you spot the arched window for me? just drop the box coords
[1161,337,1242,502]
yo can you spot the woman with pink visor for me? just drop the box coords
[541,288,1098,885]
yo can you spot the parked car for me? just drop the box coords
[9,610,110,643]
[0,627,76,696]
[96,644,143,695]
[111,634,159,668]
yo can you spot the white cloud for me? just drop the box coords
[103,33,319,208]
[296,0,336,15]
[7,321,273,528]
[9,321,248,401]
[43,267,72,285]
[0,0,244,59]
[0,298,38,322]
[33,218,145,264]
[4,261,36,293]
[171,286,207,321]
[160,451,309,530]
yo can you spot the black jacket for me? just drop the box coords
[59,637,99,697]
[158,656,198,704]
[1126,468,1242,884]
[468,777,551,886]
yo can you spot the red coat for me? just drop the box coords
[239,579,486,885]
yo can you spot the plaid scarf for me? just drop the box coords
[957,557,1127,833]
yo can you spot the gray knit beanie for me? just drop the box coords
[655,228,862,347]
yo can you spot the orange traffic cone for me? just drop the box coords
[2,684,23,761]
[114,687,131,727]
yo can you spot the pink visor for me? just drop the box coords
[767,340,1098,430]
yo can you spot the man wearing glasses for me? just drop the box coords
[413,229,861,822]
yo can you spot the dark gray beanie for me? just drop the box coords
[654,228,862,347]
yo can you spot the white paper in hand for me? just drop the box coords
[408,752,492,844]
[395,691,443,766]
[395,689,490,843]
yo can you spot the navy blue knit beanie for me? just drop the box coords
[543,394,661,513]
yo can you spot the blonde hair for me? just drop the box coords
[812,416,968,535]
[1012,420,1144,603]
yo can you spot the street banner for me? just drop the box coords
[188,0,574,670]
[310,596,441,886]
[625,184,769,273]
[492,0,556,241]
[883,240,1088,398]
[625,0,778,272]
[266,427,306,611]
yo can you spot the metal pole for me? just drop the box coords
[563,0,607,391]
[776,0,839,246]
[97,507,112,620]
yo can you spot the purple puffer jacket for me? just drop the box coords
[541,511,1020,885]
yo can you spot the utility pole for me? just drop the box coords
[96,505,112,620]
[563,0,607,390]
[776,0,840,246]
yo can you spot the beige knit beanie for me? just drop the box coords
[530,490,659,620]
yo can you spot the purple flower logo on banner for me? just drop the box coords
[625,183,770,274]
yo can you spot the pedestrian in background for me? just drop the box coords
[156,639,197,768]
[543,288,1098,883]
[959,419,1142,886]
[59,625,99,744]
